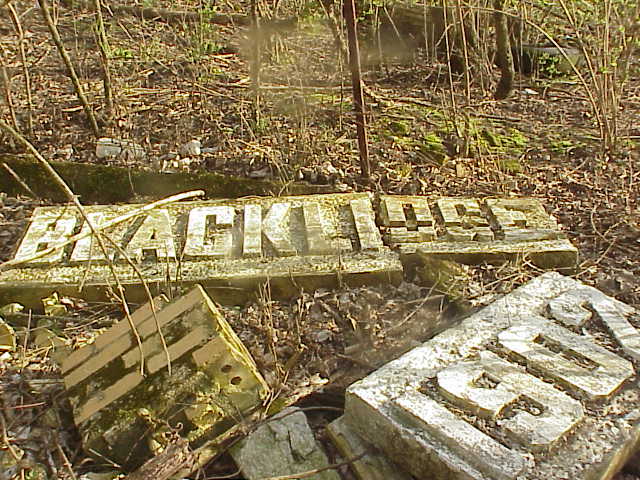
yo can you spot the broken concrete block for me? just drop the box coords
[327,416,413,480]
[415,256,470,299]
[345,272,640,479]
[0,194,402,307]
[378,195,577,269]
[231,407,339,480]
[62,285,268,470]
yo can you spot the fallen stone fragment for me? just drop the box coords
[231,407,340,480]
[327,416,413,480]
[96,138,146,160]
[379,195,578,269]
[414,256,470,299]
[61,285,268,471]
[345,272,640,480]
[0,193,401,307]
[0,316,16,351]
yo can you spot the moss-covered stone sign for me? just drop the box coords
[379,195,577,268]
[62,285,268,470]
[0,194,576,306]
[0,193,401,305]
[342,273,640,479]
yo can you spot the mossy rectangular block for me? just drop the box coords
[62,285,268,471]
[379,196,577,269]
[345,273,640,479]
[0,193,402,307]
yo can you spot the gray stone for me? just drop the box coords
[345,272,640,480]
[231,407,340,480]
[179,139,201,156]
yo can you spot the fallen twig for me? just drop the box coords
[37,0,100,138]
[2,162,37,198]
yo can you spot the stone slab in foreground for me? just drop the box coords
[0,193,402,305]
[62,285,268,471]
[345,272,640,480]
[379,195,577,269]
[231,407,340,480]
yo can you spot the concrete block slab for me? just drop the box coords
[231,407,340,480]
[327,416,413,480]
[379,196,577,269]
[63,285,268,470]
[345,272,640,480]
[0,194,401,306]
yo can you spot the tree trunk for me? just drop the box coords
[493,0,515,99]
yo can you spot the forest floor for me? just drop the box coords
[0,1,639,478]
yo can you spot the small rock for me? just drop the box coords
[0,303,24,316]
[179,139,202,156]
[96,138,146,160]
[55,144,74,160]
[321,160,339,176]
[311,329,332,343]
[79,473,121,480]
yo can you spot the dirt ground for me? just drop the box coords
[0,0,639,478]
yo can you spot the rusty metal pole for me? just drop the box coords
[343,0,371,178]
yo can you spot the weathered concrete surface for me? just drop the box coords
[379,196,577,269]
[345,272,640,479]
[0,194,402,307]
[327,416,413,480]
[62,285,268,471]
[0,194,579,307]
[231,407,340,480]
[0,153,333,203]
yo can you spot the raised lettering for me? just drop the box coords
[13,210,76,264]
[380,197,436,243]
[486,199,559,241]
[242,203,296,257]
[243,204,262,257]
[549,288,640,361]
[262,203,296,256]
[350,198,384,251]
[183,206,235,258]
[123,210,176,262]
[436,198,493,241]
[394,392,525,480]
[302,203,351,254]
[498,317,634,400]
[69,212,113,262]
[437,351,584,450]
